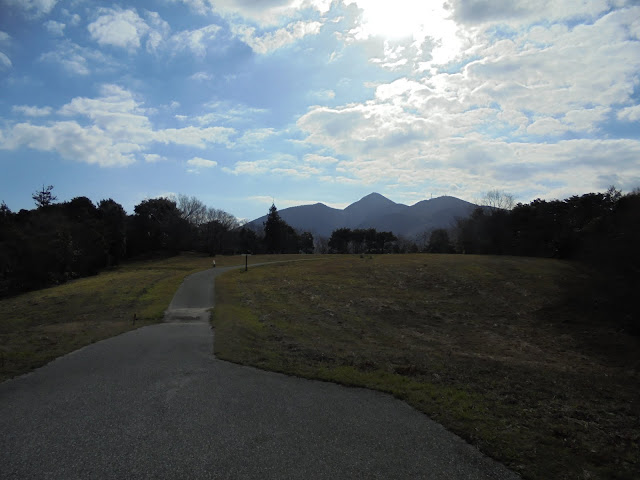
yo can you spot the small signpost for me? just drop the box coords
[243,253,252,272]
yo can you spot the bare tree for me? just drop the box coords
[177,194,208,225]
[314,236,329,254]
[206,207,239,230]
[480,190,515,212]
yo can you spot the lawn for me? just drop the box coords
[213,254,639,480]
[0,253,298,381]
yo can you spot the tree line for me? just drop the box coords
[452,187,639,332]
[0,189,314,297]
[2,184,638,328]
[452,187,639,261]
[327,228,397,254]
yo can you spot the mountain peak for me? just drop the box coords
[362,192,388,200]
[246,193,478,238]
[346,192,397,209]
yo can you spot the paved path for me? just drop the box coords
[1,265,520,479]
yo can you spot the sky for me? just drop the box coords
[1,0,639,221]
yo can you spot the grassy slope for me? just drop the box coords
[0,253,295,382]
[213,254,639,480]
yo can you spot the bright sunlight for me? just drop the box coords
[349,0,463,66]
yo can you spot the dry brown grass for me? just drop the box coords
[213,254,640,480]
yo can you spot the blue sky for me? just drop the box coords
[1,0,639,221]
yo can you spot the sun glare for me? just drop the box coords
[351,0,463,66]
[354,0,432,39]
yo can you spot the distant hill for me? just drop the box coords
[246,193,479,238]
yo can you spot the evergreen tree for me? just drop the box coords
[264,203,284,253]
[32,184,57,208]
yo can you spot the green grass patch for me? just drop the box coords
[0,252,299,381]
[213,254,640,480]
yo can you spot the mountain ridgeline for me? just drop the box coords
[246,193,478,238]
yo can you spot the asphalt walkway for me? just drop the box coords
[0,265,520,479]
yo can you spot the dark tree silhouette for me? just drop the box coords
[262,203,310,253]
[428,229,453,253]
[129,197,190,255]
[98,199,127,265]
[328,228,396,254]
[328,227,352,253]
[263,203,283,253]
[32,184,57,208]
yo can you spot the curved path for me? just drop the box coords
[1,265,519,479]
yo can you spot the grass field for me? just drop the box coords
[0,253,297,382]
[213,254,639,480]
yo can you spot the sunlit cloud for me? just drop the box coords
[44,20,66,36]
[88,8,151,50]
[187,156,217,168]
[233,20,322,54]
[12,105,53,117]
[0,0,638,219]
[1,85,235,167]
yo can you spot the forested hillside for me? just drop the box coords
[454,188,640,332]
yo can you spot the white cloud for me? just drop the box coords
[153,126,234,148]
[0,52,11,69]
[62,9,81,26]
[144,11,170,52]
[59,84,151,136]
[236,128,276,145]
[1,121,139,167]
[296,96,640,199]
[304,153,338,164]
[618,105,640,122]
[526,117,568,137]
[190,71,213,81]
[170,24,221,56]
[85,10,222,57]
[0,32,11,68]
[296,2,640,193]
[190,102,268,126]
[448,0,612,26]
[174,0,330,25]
[40,45,88,74]
[309,89,336,100]
[12,105,52,117]
[563,107,610,132]
[297,42,640,196]
[4,0,58,18]
[44,20,65,36]
[223,153,322,178]
[143,153,167,163]
[39,41,114,75]
[342,1,467,70]
[233,20,322,54]
[1,85,236,167]
[187,157,218,168]
[88,8,150,50]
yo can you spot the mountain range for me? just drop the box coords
[246,193,480,238]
